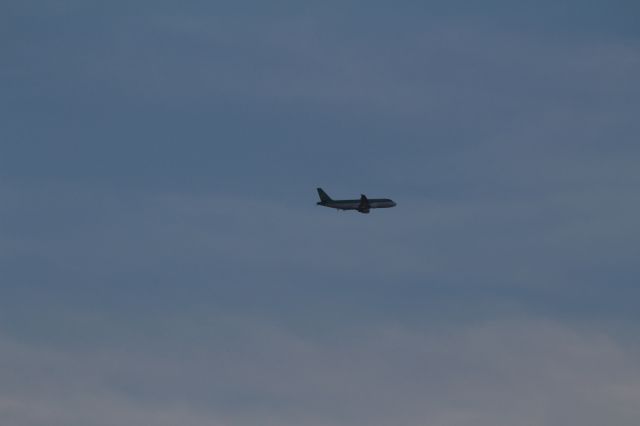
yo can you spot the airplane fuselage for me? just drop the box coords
[318,199,396,211]
[316,188,395,214]
[316,188,396,214]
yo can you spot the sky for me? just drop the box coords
[2,1,640,425]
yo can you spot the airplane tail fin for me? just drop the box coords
[317,188,332,203]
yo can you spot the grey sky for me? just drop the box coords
[2,1,640,425]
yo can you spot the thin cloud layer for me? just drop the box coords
[2,1,639,424]
[1,318,640,426]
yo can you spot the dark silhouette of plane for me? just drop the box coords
[316,188,396,214]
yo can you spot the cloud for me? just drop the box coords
[1,317,639,425]
[1,181,638,325]
[2,3,640,423]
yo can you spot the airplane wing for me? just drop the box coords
[358,194,370,213]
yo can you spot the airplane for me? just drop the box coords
[316,188,396,214]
